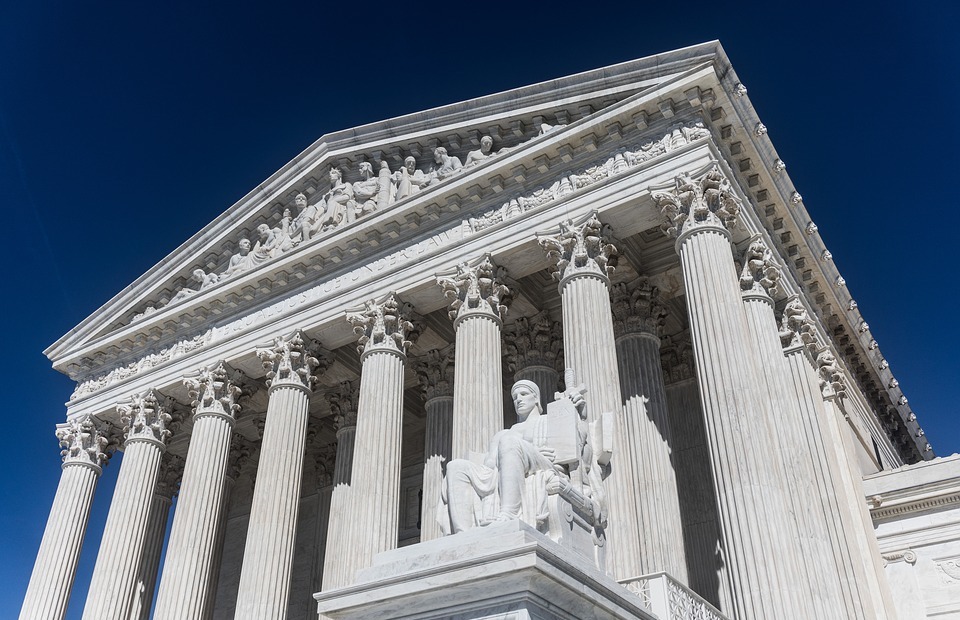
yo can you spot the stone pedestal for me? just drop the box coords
[235,332,322,619]
[314,521,657,620]
[611,282,687,583]
[155,363,246,619]
[82,390,174,620]
[438,256,510,458]
[19,416,110,620]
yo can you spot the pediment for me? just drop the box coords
[47,43,730,385]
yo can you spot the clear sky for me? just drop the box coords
[1,1,957,617]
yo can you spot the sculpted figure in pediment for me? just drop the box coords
[314,167,356,232]
[394,156,430,201]
[464,135,497,168]
[221,238,253,279]
[353,161,395,217]
[428,146,462,183]
[169,268,219,304]
[249,222,293,268]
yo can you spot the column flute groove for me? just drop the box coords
[413,348,454,542]
[321,380,360,590]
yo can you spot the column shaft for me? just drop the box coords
[234,384,311,619]
[203,476,237,620]
[677,227,799,619]
[82,438,164,620]
[154,412,234,619]
[19,462,100,620]
[321,426,356,590]
[452,314,503,457]
[134,493,173,620]
[421,395,453,542]
[616,332,687,582]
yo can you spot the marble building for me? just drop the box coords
[20,41,959,620]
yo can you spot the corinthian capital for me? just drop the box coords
[413,348,455,401]
[816,348,847,398]
[56,414,114,469]
[256,331,327,391]
[739,237,781,297]
[504,312,563,373]
[779,297,817,350]
[611,280,667,338]
[183,361,251,419]
[538,213,618,282]
[328,380,360,431]
[155,452,185,499]
[436,255,512,322]
[653,165,741,238]
[347,293,417,356]
[119,389,175,445]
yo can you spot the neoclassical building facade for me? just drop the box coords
[21,42,958,620]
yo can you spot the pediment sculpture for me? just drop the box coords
[439,371,608,569]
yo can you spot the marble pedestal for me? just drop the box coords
[314,521,655,620]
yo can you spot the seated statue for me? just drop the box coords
[393,156,430,201]
[169,268,218,304]
[221,238,253,279]
[353,161,395,217]
[440,374,608,566]
[315,167,356,231]
[428,146,462,183]
[464,135,497,167]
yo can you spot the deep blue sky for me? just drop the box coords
[2,1,957,617]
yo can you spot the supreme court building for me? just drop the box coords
[20,42,960,620]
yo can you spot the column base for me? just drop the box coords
[314,521,654,619]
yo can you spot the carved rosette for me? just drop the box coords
[778,297,817,350]
[256,330,326,392]
[413,348,455,402]
[436,255,512,324]
[56,414,114,470]
[328,380,360,432]
[611,281,667,339]
[154,453,186,499]
[503,312,564,373]
[347,293,416,357]
[660,336,695,384]
[118,389,175,446]
[816,348,847,399]
[538,213,618,284]
[739,237,781,298]
[653,166,742,239]
[183,361,249,420]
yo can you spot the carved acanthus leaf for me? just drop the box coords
[328,380,361,431]
[538,214,618,282]
[347,293,417,355]
[413,348,455,401]
[816,348,847,398]
[504,312,563,373]
[660,335,695,384]
[314,443,337,488]
[56,415,115,469]
[611,281,667,338]
[779,297,817,350]
[653,166,741,238]
[227,434,254,481]
[183,361,250,418]
[739,237,781,296]
[257,331,326,391]
[118,389,176,444]
[154,452,185,499]
[436,255,512,321]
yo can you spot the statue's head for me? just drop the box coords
[329,167,342,183]
[358,161,373,176]
[511,380,542,420]
[295,193,307,207]
[480,135,493,151]
[404,156,417,172]
[237,238,251,253]
[433,147,447,162]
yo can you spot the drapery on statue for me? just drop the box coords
[440,371,608,567]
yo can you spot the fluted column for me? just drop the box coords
[82,390,176,620]
[504,311,563,412]
[154,362,249,619]
[133,454,183,620]
[413,348,454,541]
[538,214,630,577]
[235,332,325,619]
[20,415,113,620]
[653,166,799,619]
[339,293,414,584]
[610,281,687,583]
[438,255,511,457]
[310,446,335,595]
[321,380,359,590]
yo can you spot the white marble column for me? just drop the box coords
[310,446,335,596]
[538,214,633,579]
[339,294,414,584]
[610,281,687,583]
[321,380,359,590]
[413,348,454,542]
[438,255,511,457]
[653,167,799,619]
[20,416,112,620]
[81,390,176,620]
[778,303,876,619]
[154,362,248,619]
[235,331,324,619]
[504,311,563,412]
[134,454,183,620]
